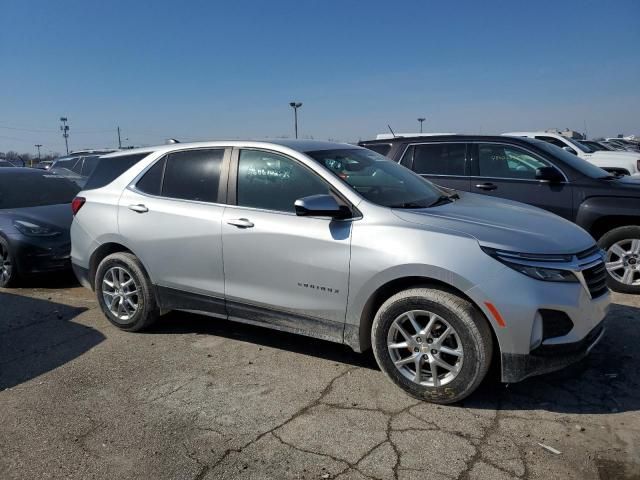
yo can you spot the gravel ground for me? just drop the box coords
[0,275,638,480]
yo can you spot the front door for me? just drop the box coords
[398,142,471,192]
[221,148,352,341]
[470,142,574,220]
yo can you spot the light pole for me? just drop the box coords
[289,102,302,139]
[34,144,42,166]
[417,117,426,133]
[60,117,70,154]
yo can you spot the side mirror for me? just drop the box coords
[294,194,351,219]
[535,166,564,183]
[562,146,577,155]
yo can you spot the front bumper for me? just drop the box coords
[465,256,611,384]
[501,321,605,383]
[9,235,71,275]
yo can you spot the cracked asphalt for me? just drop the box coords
[1,276,639,479]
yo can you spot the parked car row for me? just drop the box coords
[359,134,640,294]
[0,137,621,404]
[47,149,117,187]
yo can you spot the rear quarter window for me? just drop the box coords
[83,153,149,190]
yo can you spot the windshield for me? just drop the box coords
[530,140,611,179]
[306,148,445,208]
[0,172,80,208]
[579,141,606,152]
[563,136,592,153]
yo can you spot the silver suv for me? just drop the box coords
[70,140,610,403]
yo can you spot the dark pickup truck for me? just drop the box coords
[359,134,640,294]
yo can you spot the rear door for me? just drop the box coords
[470,142,574,219]
[398,142,471,192]
[118,148,229,310]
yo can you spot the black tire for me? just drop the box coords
[95,252,159,331]
[0,236,19,288]
[371,288,493,404]
[598,226,640,294]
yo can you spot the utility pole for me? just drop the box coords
[289,102,302,139]
[34,144,42,166]
[117,126,122,149]
[60,117,70,154]
[417,117,426,133]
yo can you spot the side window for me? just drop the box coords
[71,157,84,174]
[411,143,466,176]
[162,149,223,203]
[84,153,149,190]
[478,144,549,180]
[135,156,166,195]
[81,155,100,176]
[536,136,568,149]
[54,158,81,174]
[237,150,329,213]
[363,143,391,157]
[399,145,414,167]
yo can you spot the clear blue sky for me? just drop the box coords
[1,0,639,154]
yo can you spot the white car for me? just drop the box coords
[504,131,640,176]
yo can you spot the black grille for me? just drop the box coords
[582,261,608,298]
[540,309,574,340]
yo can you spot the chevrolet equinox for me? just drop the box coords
[70,140,610,403]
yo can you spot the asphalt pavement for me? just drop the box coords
[1,275,639,479]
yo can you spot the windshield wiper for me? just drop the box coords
[389,201,429,209]
[429,192,459,207]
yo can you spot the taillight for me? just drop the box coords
[71,197,86,216]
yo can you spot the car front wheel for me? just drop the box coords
[599,226,640,294]
[95,252,159,331]
[371,287,493,404]
[0,237,18,287]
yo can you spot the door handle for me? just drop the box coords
[128,204,149,213]
[227,218,254,228]
[475,183,497,191]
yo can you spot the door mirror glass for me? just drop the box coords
[562,146,577,155]
[294,194,350,219]
[535,166,564,183]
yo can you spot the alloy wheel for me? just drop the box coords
[0,242,12,285]
[102,266,140,322]
[606,239,640,286]
[387,309,464,387]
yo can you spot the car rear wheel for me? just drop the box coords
[0,237,19,287]
[371,287,493,404]
[599,226,640,294]
[95,252,159,331]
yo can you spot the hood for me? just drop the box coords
[589,151,640,162]
[392,192,595,254]
[0,203,73,233]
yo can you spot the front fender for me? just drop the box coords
[576,197,640,232]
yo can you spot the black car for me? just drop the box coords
[0,159,16,168]
[0,168,80,286]
[359,134,640,294]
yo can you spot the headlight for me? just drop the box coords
[482,247,578,283]
[14,220,60,237]
[500,261,577,282]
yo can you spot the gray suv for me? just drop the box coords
[70,140,610,403]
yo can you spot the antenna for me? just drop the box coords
[387,124,397,138]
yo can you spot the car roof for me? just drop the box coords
[101,139,360,159]
[359,134,545,145]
